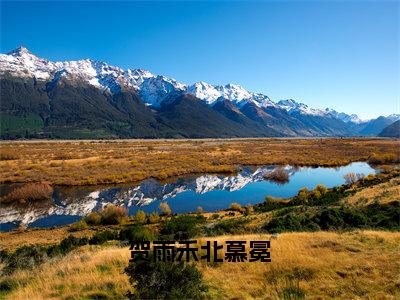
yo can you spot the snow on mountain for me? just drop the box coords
[187,81,222,105]
[0,46,371,120]
[139,75,187,107]
[325,108,365,124]
[0,46,57,80]
[387,114,400,122]
[187,82,277,109]
[277,99,327,116]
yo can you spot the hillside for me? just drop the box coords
[378,120,400,138]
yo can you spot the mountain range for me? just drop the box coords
[0,46,398,139]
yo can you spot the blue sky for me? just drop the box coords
[1,1,399,119]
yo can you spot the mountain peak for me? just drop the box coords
[7,46,33,57]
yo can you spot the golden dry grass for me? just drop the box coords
[0,227,96,252]
[3,231,400,299]
[5,245,131,299]
[0,138,399,186]
[344,176,400,206]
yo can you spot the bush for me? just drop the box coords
[0,278,18,293]
[89,230,118,245]
[0,183,53,204]
[229,202,244,212]
[315,184,327,195]
[68,219,88,232]
[159,202,172,215]
[343,172,364,184]
[99,204,128,225]
[84,212,102,225]
[56,236,88,254]
[3,245,49,274]
[160,215,206,240]
[134,210,146,224]
[206,218,249,236]
[119,225,157,242]
[245,205,254,215]
[295,187,309,204]
[263,202,400,233]
[148,212,160,224]
[2,236,88,274]
[255,196,289,212]
[210,213,220,220]
[264,167,289,184]
[125,256,208,299]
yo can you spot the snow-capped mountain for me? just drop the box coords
[187,82,277,108]
[325,108,366,124]
[1,46,396,139]
[0,47,326,112]
[277,99,327,116]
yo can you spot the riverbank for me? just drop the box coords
[0,167,399,299]
[1,138,399,185]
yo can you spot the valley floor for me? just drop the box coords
[1,138,399,186]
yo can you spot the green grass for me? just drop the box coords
[0,113,44,136]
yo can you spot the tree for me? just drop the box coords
[159,202,172,215]
[135,210,146,224]
[125,256,208,299]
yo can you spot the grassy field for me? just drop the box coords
[1,231,399,299]
[0,138,399,186]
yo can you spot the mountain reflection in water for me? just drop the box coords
[0,162,377,231]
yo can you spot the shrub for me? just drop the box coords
[229,202,244,212]
[148,212,160,224]
[2,236,88,274]
[159,215,206,240]
[159,202,172,215]
[68,219,88,232]
[85,212,102,225]
[0,183,53,204]
[296,187,309,204]
[125,255,208,299]
[134,210,146,224]
[264,167,289,184]
[315,184,327,195]
[210,213,220,220]
[245,205,254,215]
[255,196,289,212]
[119,225,157,242]
[99,204,128,225]
[344,172,364,184]
[3,245,49,274]
[89,230,118,245]
[206,218,249,236]
[0,278,18,294]
[263,202,400,233]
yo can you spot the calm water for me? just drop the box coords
[0,162,377,231]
